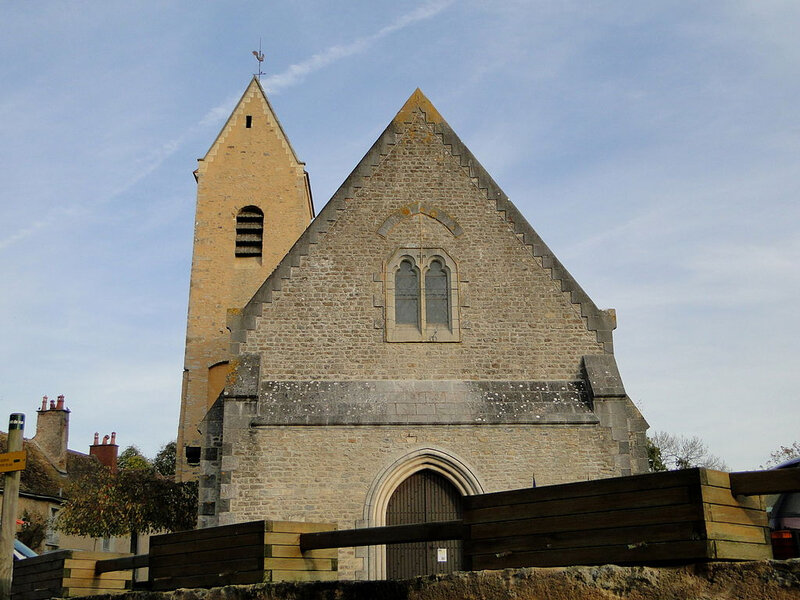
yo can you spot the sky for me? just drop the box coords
[0,1,798,471]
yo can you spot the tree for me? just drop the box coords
[16,510,46,552]
[761,441,800,469]
[117,445,151,470]
[54,460,197,554]
[646,437,667,472]
[153,441,177,478]
[648,431,728,471]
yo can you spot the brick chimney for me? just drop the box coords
[33,395,70,472]
[90,431,119,472]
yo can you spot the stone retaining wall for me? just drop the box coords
[68,561,800,600]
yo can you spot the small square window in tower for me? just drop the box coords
[235,206,264,257]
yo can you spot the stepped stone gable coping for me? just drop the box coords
[227,88,617,359]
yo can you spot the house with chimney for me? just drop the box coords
[0,396,142,554]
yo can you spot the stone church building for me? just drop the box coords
[177,78,649,579]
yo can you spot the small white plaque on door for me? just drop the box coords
[437,548,447,562]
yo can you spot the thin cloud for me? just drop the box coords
[3,2,455,251]
[263,1,453,94]
[198,2,453,156]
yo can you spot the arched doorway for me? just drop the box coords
[386,469,463,579]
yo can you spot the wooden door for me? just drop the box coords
[386,469,462,579]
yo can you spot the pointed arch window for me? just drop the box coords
[395,259,420,326]
[385,249,460,342]
[235,206,264,257]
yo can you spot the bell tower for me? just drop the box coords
[177,78,314,480]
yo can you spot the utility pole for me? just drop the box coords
[0,413,25,600]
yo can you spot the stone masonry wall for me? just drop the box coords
[221,423,618,578]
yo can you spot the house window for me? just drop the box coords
[235,206,264,257]
[46,507,60,547]
[385,248,460,342]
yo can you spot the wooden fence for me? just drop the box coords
[301,467,800,569]
[463,467,771,569]
[11,551,131,600]
[147,520,337,590]
[12,467,798,595]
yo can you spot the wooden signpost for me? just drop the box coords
[0,413,25,600]
[0,452,26,475]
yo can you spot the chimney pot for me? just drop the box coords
[41,396,48,411]
[102,434,110,445]
[110,432,117,445]
[56,395,65,410]
[49,399,56,410]
[93,432,99,445]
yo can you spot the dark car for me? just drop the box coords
[768,457,800,559]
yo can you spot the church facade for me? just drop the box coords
[181,79,649,579]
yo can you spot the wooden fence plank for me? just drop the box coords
[698,469,731,488]
[62,577,129,590]
[705,522,770,544]
[267,570,338,583]
[8,576,63,593]
[151,570,265,591]
[149,520,265,547]
[11,551,70,567]
[713,540,773,561]
[465,522,703,555]
[93,554,148,573]
[701,486,764,510]
[729,469,800,496]
[149,557,263,578]
[465,469,701,510]
[149,545,263,570]
[470,504,702,539]
[66,587,131,597]
[10,563,64,579]
[464,486,692,525]
[706,504,768,527]
[471,540,712,570]
[263,557,335,571]
[265,532,301,546]
[149,532,263,557]
[65,568,132,581]
[299,520,465,551]
[266,521,337,534]
[266,545,338,559]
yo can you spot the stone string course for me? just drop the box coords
[251,379,596,425]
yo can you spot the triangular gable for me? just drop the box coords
[228,88,616,354]
[196,77,304,179]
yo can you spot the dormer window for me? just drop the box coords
[385,248,460,342]
[235,206,264,257]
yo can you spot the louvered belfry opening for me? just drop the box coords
[235,206,264,257]
[386,469,463,579]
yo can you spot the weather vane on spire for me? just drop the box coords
[252,38,265,81]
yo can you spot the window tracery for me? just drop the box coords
[385,249,460,342]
